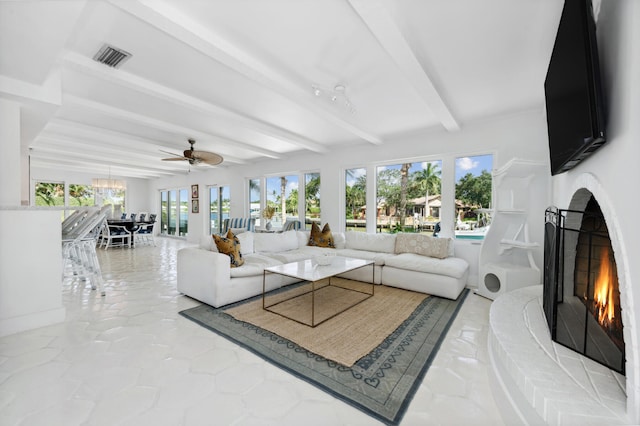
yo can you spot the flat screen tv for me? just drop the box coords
[544,0,606,175]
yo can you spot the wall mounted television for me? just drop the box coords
[544,0,606,176]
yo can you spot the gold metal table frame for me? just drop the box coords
[262,256,375,327]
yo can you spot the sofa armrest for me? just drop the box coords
[177,247,231,307]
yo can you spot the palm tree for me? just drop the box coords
[413,163,441,219]
[280,176,287,223]
[398,163,411,231]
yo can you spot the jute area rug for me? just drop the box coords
[180,282,469,425]
[227,278,426,367]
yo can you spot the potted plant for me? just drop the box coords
[262,205,276,230]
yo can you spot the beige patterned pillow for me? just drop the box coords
[213,230,245,267]
[308,222,335,248]
[394,233,450,259]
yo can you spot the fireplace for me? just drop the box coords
[543,196,624,374]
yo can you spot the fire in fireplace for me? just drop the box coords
[543,197,624,374]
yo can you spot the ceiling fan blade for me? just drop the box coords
[192,150,224,166]
[160,149,187,159]
[161,157,188,162]
[159,139,223,166]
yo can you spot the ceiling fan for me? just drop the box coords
[161,139,223,166]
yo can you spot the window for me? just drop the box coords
[68,184,94,207]
[168,190,177,235]
[304,172,320,230]
[35,181,65,207]
[96,187,125,211]
[160,188,189,237]
[454,154,493,239]
[266,175,298,228]
[249,178,261,227]
[376,161,442,234]
[179,188,188,236]
[210,185,230,234]
[345,168,366,232]
[35,181,114,219]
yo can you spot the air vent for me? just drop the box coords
[93,44,131,68]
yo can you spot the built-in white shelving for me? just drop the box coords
[476,158,548,300]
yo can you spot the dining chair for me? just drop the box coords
[100,223,132,250]
[134,222,156,246]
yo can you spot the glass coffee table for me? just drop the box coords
[262,256,375,327]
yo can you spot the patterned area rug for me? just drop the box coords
[180,286,469,425]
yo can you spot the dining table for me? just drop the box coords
[106,219,155,247]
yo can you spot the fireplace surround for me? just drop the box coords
[488,173,636,424]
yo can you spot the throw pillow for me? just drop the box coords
[395,233,450,259]
[213,230,245,267]
[308,222,335,248]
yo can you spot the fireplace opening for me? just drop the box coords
[543,196,624,374]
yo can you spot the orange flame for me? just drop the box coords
[594,248,616,326]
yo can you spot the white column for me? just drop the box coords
[0,99,21,206]
[439,156,456,238]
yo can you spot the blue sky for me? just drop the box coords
[266,175,299,201]
[455,154,493,181]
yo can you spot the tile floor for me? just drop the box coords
[0,237,505,425]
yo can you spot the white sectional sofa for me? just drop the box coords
[177,230,469,308]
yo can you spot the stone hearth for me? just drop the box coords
[489,286,627,425]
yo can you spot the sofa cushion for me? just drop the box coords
[200,235,217,251]
[263,246,334,264]
[334,248,396,266]
[332,232,346,249]
[296,230,309,248]
[236,231,254,254]
[384,253,468,279]
[254,230,298,253]
[213,230,244,268]
[345,231,396,253]
[308,222,335,248]
[230,253,283,278]
[395,233,450,259]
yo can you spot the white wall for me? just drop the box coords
[0,99,22,206]
[0,209,65,337]
[550,1,640,421]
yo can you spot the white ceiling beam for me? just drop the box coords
[45,118,184,151]
[62,95,273,162]
[29,152,175,179]
[34,135,186,170]
[41,119,246,165]
[31,139,183,175]
[348,0,460,132]
[61,51,328,154]
[109,0,383,145]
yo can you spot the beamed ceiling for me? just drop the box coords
[0,0,565,179]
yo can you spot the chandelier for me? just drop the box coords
[91,178,126,190]
[92,168,126,190]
